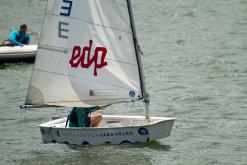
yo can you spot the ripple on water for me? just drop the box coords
[1,0,247,164]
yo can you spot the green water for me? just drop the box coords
[1,0,247,164]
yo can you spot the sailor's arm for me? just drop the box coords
[8,31,22,46]
[26,35,30,45]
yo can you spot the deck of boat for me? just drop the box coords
[40,115,175,129]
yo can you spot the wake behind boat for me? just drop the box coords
[0,45,37,63]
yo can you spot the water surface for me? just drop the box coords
[0,0,247,164]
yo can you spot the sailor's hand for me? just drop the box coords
[21,44,26,47]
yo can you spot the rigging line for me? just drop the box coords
[33,68,138,91]
[45,13,132,34]
[100,98,143,108]
[140,52,160,57]
[138,44,144,55]
[110,0,128,8]
[38,44,138,66]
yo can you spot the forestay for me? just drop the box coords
[25,0,144,107]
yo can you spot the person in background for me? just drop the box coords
[66,106,103,128]
[3,24,30,46]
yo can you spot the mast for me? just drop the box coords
[127,0,150,120]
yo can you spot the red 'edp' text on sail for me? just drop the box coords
[69,40,108,76]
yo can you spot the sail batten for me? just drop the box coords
[25,0,144,107]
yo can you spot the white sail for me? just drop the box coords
[25,0,144,107]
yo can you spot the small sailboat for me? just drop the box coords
[22,0,175,145]
[0,45,37,63]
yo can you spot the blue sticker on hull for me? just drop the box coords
[138,127,149,135]
[129,91,136,98]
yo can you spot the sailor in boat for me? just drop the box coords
[66,107,103,128]
[2,24,30,47]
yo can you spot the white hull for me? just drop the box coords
[0,45,37,62]
[39,115,175,145]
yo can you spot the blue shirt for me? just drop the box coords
[8,31,30,46]
[68,107,99,128]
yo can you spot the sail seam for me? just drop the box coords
[45,13,132,34]
[33,69,138,91]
